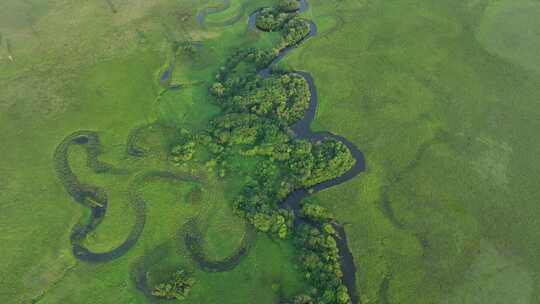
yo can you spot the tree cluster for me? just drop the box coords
[205,76,355,236]
[212,73,310,126]
[295,139,355,187]
[294,203,352,304]
[233,160,293,238]
[213,48,277,86]
[206,112,355,239]
[279,18,311,49]
[152,269,195,300]
[256,7,294,32]
[255,1,311,49]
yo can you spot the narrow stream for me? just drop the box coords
[196,0,232,26]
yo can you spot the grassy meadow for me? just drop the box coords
[0,0,308,303]
[2,0,540,303]
[284,0,540,303]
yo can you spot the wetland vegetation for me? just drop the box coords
[2,0,540,303]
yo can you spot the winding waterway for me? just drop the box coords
[53,134,200,263]
[246,1,365,302]
[54,1,365,301]
[196,0,232,26]
[53,131,143,262]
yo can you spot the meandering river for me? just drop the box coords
[246,1,365,302]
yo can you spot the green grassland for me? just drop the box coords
[284,0,540,303]
[0,0,309,303]
[2,0,540,303]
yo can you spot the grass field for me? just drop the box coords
[2,0,540,303]
[0,0,309,303]
[284,0,540,303]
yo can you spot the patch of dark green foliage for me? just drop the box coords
[152,269,195,300]
[255,2,311,49]
[292,203,352,304]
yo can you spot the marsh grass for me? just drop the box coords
[285,0,540,302]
